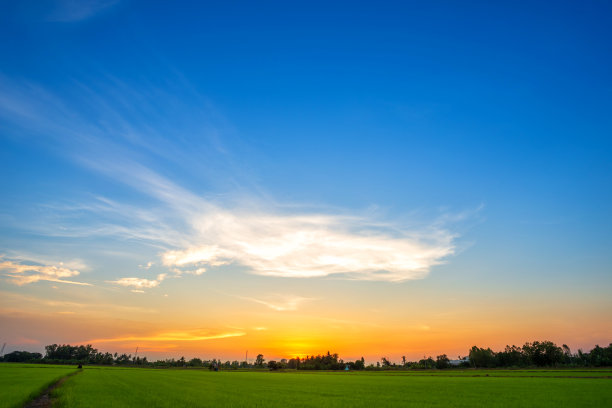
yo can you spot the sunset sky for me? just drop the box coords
[1,0,611,363]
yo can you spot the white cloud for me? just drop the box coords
[79,160,457,283]
[168,267,206,276]
[0,76,463,285]
[108,276,162,289]
[160,208,455,282]
[0,257,91,286]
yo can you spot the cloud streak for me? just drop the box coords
[85,330,246,343]
[0,257,91,286]
[0,76,461,284]
[108,274,167,289]
[237,295,314,312]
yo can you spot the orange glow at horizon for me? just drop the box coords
[2,279,611,364]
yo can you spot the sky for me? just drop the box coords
[0,0,611,363]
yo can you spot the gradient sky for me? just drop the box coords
[1,0,611,363]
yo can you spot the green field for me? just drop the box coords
[0,364,77,408]
[2,364,612,407]
[51,367,612,407]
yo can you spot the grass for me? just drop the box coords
[51,366,612,407]
[343,368,612,377]
[0,363,78,408]
[1,364,609,407]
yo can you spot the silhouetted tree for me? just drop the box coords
[469,346,496,368]
[2,351,42,362]
[435,354,450,369]
[188,358,203,367]
[522,341,563,367]
[255,354,265,367]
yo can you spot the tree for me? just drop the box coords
[561,344,572,365]
[115,353,131,364]
[583,344,612,367]
[188,358,203,367]
[435,354,450,369]
[496,345,524,367]
[522,341,563,367]
[354,357,365,370]
[268,360,280,370]
[2,351,42,362]
[287,358,301,369]
[415,357,435,369]
[255,354,265,367]
[469,346,496,368]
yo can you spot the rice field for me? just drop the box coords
[0,364,77,408]
[2,364,611,407]
[52,367,612,407]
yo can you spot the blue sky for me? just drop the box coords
[0,0,611,359]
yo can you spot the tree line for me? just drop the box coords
[467,341,612,368]
[1,340,611,369]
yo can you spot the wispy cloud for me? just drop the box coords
[159,206,456,282]
[82,159,458,282]
[45,0,120,22]
[107,274,166,289]
[85,330,246,343]
[170,267,206,276]
[0,76,463,285]
[0,257,91,286]
[0,291,159,316]
[236,295,314,312]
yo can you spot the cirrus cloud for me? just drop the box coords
[0,257,91,286]
[0,76,464,285]
[160,209,455,282]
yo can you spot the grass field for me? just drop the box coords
[1,364,610,407]
[47,367,612,407]
[347,368,612,377]
[0,364,77,408]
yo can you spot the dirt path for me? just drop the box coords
[24,369,81,408]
